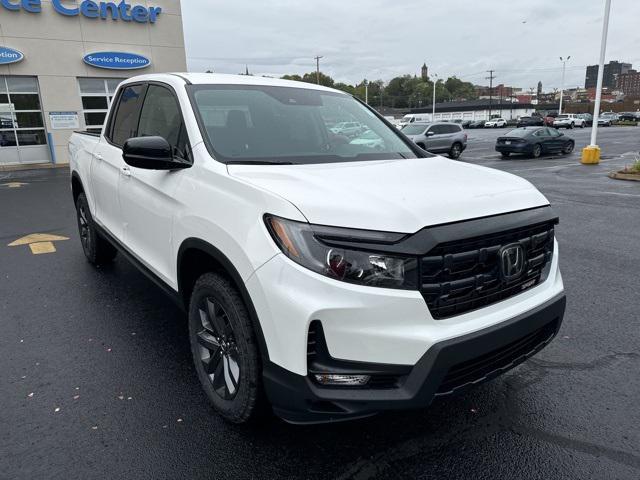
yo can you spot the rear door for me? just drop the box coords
[545,127,566,151]
[118,82,191,284]
[92,83,146,240]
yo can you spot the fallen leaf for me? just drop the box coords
[27,392,34,398]
[127,397,132,400]
[73,395,80,400]
[54,407,60,413]
[106,348,112,353]
[91,426,98,430]
[117,396,124,400]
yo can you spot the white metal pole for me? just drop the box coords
[365,81,368,104]
[590,0,612,147]
[559,58,568,115]
[432,74,437,121]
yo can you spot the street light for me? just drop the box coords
[559,56,571,115]
[582,0,612,165]
[432,73,438,122]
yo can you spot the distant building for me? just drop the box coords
[475,84,518,99]
[537,81,543,97]
[421,63,429,80]
[585,61,633,89]
[616,70,640,96]
[409,99,555,121]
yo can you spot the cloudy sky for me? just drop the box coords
[182,0,640,91]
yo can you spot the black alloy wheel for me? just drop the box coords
[563,141,575,155]
[188,273,264,424]
[532,144,542,158]
[449,142,462,159]
[196,296,241,400]
[75,193,117,265]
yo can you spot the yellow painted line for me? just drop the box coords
[1,182,28,189]
[8,233,69,255]
[29,241,58,254]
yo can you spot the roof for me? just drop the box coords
[122,72,342,94]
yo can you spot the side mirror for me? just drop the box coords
[122,136,190,170]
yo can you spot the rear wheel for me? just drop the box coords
[188,272,265,424]
[75,193,117,265]
[532,144,542,158]
[448,142,462,159]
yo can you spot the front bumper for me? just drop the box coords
[264,292,566,423]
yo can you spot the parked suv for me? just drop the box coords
[401,122,467,159]
[485,118,507,128]
[553,114,585,129]
[69,74,565,424]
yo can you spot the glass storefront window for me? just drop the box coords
[0,130,17,147]
[16,129,47,146]
[6,77,38,93]
[79,77,125,132]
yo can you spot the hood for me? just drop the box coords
[228,157,549,233]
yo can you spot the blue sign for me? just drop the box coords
[0,0,162,24]
[83,51,151,70]
[0,46,24,65]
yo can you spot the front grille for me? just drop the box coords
[436,318,559,396]
[420,221,555,319]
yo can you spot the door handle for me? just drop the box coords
[120,166,131,177]
[93,152,103,161]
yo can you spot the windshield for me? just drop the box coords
[189,84,418,164]
[557,115,569,119]
[401,124,428,135]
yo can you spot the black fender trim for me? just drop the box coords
[177,238,270,362]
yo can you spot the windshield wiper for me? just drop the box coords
[225,160,298,165]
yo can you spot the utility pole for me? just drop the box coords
[559,56,571,115]
[364,80,369,104]
[314,55,323,85]
[486,70,495,119]
[582,0,612,165]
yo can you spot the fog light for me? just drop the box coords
[313,374,371,386]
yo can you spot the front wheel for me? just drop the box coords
[531,144,542,158]
[563,141,575,155]
[501,152,511,158]
[448,142,463,159]
[75,193,117,265]
[188,272,265,424]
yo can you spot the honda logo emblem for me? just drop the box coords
[499,243,525,281]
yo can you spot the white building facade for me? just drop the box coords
[0,0,186,166]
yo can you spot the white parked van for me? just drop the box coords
[399,113,433,128]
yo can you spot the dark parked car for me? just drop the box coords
[467,120,486,129]
[495,127,575,158]
[517,116,544,127]
[618,112,640,122]
[461,120,472,128]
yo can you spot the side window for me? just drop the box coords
[137,85,188,158]
[110,84,145,146]
[429,125,444,135]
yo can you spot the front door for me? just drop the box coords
[92,83,146,241]
[118,83,191,285]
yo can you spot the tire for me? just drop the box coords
[188,272,265,424]
[75,193,117,265]
[501,152,511,158]
[448,142,463,159]
[563,141,575,155]
[531,144,542,158]
[569,123,574,129]
[580,122,585,128]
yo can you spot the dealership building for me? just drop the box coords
[0,0,186,166]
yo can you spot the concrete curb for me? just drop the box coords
[608,171,640,182]
[0,163,68,173]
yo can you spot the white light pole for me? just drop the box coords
[559,56,571,115]
[582,0,612,164]
[432,73,438,122]
[364,80,369,104]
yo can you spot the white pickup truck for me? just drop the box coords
[69,73,565,424]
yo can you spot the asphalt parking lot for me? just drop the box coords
[2,126,639,480]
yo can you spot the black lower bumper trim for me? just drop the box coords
[263,293,566,424]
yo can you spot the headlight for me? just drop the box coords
[264,215,419,289]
